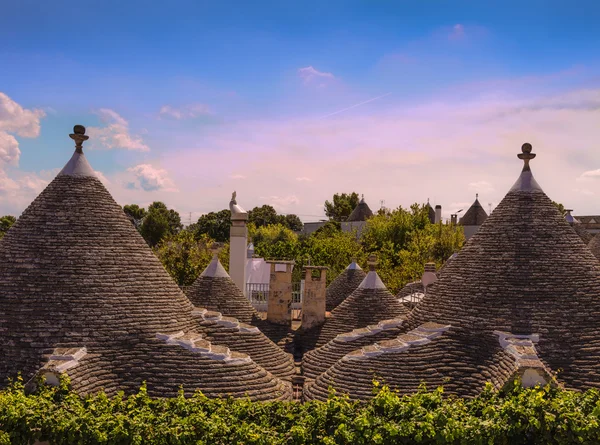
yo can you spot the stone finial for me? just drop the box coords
[517,143,536,171]
[69,125,89,154]
[210,242,223,257]
[367,254,378,271]
[231,191,237,205]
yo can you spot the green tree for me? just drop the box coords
[552,201,567,216]
[248,205,280,228]
[123,204,147,230]
[299,228,366,285]
[194,209,231,242]
[282,213,303,232]
[140,202,183,247]
[324,192,360,222]
[251,224,299,261]
[154,231,229,287]
[0,215,16,240]
[360,204,464,292]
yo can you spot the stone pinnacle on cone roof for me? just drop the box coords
[70,124,89,153]
[59,125,97,178]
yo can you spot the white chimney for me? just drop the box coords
[229,191,248,295]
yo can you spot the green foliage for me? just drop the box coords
[3,379,600,444]
[154,230,230,287]
[0,215,16,240]
[298,228,366,286]
[324,192,360,222]
[360,204,464,292]
[251,224,299,261]
[282,213,304,232]
[552,201,567,216]
[122,204,146,229]
[194,209,232,242]
[139,201,183,247]
[249,205,303,232]
[249,205,280,228]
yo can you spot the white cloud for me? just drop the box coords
[159,104,212,119]
[230,174,246,179]
[0,169,49,215]
[0,92,46,167]
[0,92,45,138]
[296,177,312,182]
[577,169,600,182]
[87,109,150,151]
[298,66,335,84]
[126,164,177,192]
[0,132,19,166]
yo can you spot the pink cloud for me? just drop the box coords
[87,109,150,152]
[298,66,335,85]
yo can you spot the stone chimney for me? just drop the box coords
[435,205,442,224]
[450,214,458,225]
[301,266,328,330]
[424,262,436,273]
[266,260,295,326]
[229,191,248,295]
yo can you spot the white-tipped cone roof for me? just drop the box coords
[58,151,97,177]
[346,261,362,270]
[358,270,387,289]
[200,255,230,278]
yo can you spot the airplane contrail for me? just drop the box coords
[320,92,393,119]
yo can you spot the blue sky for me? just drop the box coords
[1,1,600,220]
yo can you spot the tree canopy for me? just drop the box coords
[154,230,230,287]
[194,209,232,242]
[248,205,303,232]
[123,204,147,229]
[139,202,183,247]
[324,192,360,222]
[552,201,567,216]
[0,215,16,240]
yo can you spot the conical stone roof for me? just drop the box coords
[186,255,261,324]
[459,196,488,226]
[306,143,600,400]
[325,261,367,311]
[193,308,295,381]
[565,211,595,245]
[0,126,290,401]
[302,317,405,382]
[589,234,600,261]
[312,259,409,348]
[347,196,373,222]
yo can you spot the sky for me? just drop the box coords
[1,0,600,223]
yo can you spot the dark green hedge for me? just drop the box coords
[2,377,600,444]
